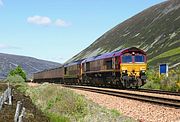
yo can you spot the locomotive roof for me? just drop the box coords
[83,47,146,63]
[33,47,146,74]
[119,47,146,55]
[64,59,83,67]
[61,47,146,66]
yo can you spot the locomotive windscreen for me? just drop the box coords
[122,55,132,63]
[134,55,145,63]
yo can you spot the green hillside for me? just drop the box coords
[67,0,180,68]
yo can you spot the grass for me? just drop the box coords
[46,112,70,122]
[2,81,137,122]
[110,109,121,116]
[148,46,180,63]
[23,83,135,122]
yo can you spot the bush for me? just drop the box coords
[4,75,28,93]
[8,66,26,81]
[142,67,180,92]
[5,75,25,83]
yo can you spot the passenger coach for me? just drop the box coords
[33,67,64,83]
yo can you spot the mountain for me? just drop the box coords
[0,53,61,79]
[67,0,180,68]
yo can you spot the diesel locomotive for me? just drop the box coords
[33,47,147,88]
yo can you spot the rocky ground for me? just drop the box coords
[70,88,180,122]
[0,83,50,122]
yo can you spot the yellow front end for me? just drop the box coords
[120,63,147,78]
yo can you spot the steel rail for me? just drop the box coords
[129,88,180,96]
[63,85,180,108]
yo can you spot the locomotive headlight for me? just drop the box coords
[122,70,126,73]
[140,70,146,75]
[141,70,145,73]
[122,70,127,74]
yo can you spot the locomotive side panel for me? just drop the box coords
[64,64,80,78]
[84,58,114,73]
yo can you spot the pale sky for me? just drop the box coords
[0,0,166,63]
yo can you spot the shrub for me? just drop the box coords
[142,67,180,92]
[5,75,25,83]
[142,70,161,90]
[8,66,26,81]
[4,75,28,93]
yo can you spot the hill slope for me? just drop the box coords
[0,53,61,79]
[67,0,180,68]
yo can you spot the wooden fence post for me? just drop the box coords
[3,90,8,103]
[0,96,3,110]
[18,107,26,122]
[14,101,22,122]
[8,87,12,105]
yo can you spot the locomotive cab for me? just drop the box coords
[120,47,147,87]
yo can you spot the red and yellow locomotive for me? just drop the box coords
[33,47,147,88]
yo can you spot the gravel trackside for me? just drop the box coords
[69,88,180,122]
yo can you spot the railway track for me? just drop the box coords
[63,85,180,108]
[130,88,180,96]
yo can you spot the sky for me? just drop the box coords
[0,0,166,63]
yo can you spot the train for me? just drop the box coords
[33,47,147,88]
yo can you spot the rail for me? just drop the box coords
[130,88,180,96]
[63,85,180,108]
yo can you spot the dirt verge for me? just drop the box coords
[0,83,50,122]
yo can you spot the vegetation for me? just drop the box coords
[148,47,180,63]
[3,65,28,93]
[142,67,180,92]
[5,75,25,83]
[8,66,27,81]
[21,83,134,122]
[66,0,180,68]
